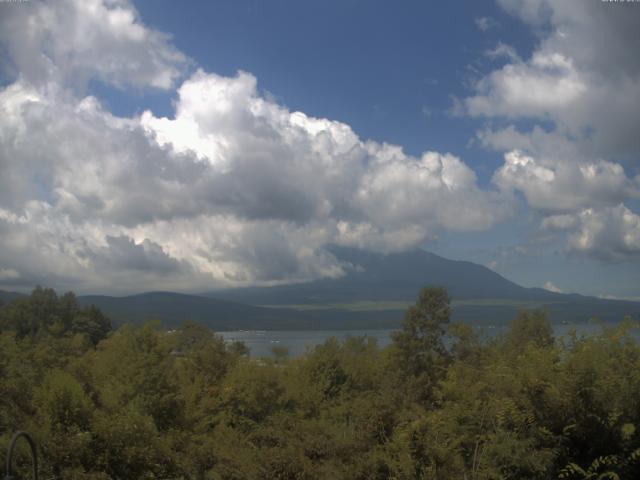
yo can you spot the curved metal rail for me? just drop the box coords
[4,431,38,480]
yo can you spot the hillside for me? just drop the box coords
[3,247,639,330]
[76,292,302,330]
[207,246,562,305]
[0,289,27,304]
[205,247,640,326]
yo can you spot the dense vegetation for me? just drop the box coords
[1,287,640,479]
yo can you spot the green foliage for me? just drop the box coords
[506,309,555,350]
[1,286,640,478]
[0,287,111,344]
[391,286,452,403]
[271,344,290,363]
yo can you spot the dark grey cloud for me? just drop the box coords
[97,235,186,274]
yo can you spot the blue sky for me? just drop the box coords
[99,0,536,164]
[0,0,639,297]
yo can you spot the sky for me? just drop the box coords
[0,0,639,298]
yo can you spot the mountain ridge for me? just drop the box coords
[205,246,566,304]
[2,248,638,329]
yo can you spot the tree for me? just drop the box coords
[506,310,554,351]
[391,286,452,403]
[0,287,111,344]
[71,305,111,345]
[271,344,290,364]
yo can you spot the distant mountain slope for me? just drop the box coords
[43,288,640,331]
[4,248,639,331]
[202,247,640,326]
[207,246,564,304]
[0,289,27,304]
[75,291,411,330]
[77,292,305,330]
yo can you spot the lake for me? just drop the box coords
[219,322,632,358]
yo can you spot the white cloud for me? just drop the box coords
[475,16,500,32]
[0,1,510,292]
[541,214,577,231]
[486,131,640,261]
[496,0,553,27]
[486,260,499,271]
[543,281,563,293]
[465,52,587,119]
[493,149,638,214]
[353,149,508,236]
[0,0,188,91]
[484,43,521,63]
[468,0,640,157]
[0,268,20,281]
[464,0,640,262]
[568,205,640,261]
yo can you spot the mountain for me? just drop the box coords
[75,291,424,330]
[77,292,303,330]
[206,246,564,304]
[4,248,640,330]
[204,247,640,326]
[0,289,27,304]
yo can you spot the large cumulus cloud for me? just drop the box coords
[0,0,508,293]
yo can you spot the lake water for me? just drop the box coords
[219,322,630,358]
